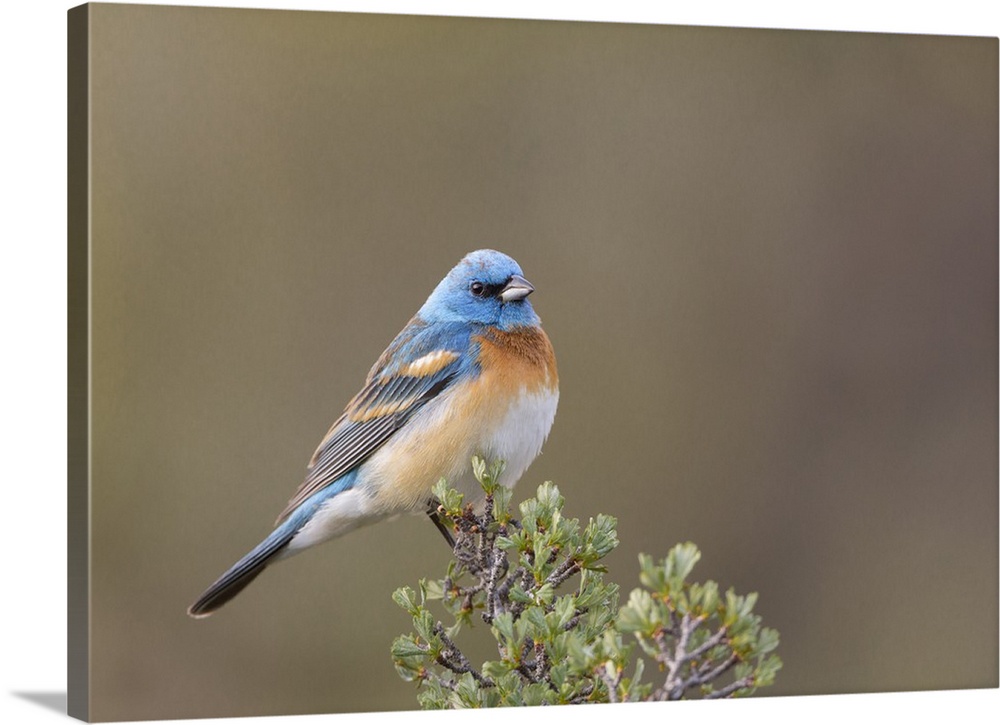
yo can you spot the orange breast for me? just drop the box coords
[363,325,558,513]
[473,326,559,394]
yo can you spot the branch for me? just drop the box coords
[545,558,581,587]
[677,653,739,695]
[685,623,726,662]
[432,623,493,687]
[597,663,623,704]
[705,674,755,699]
[657,613,696,700]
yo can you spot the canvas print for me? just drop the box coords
[67,3,998,721]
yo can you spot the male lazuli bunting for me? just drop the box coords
[188,249,558,617]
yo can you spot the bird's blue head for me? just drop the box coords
[419,250,541,331]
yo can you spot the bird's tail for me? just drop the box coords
[187,523,297,618]
[188,471,361,618]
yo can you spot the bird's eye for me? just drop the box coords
[470,281,486,297]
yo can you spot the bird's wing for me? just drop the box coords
[274,320,473,524]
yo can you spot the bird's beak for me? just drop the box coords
[500,274,534,303]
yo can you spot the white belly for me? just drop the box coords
[450,386,559,500]
[355,376,559,514]
[287,378,559,553]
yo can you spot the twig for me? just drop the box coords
[676,653,739,696]
[658,613,694,699]
[533,640,548,684]
[705,674,754,699]
[685,623,726,662]
[597,663,623,704]
[567,683,595,704]
[433,623,494,687]
[545,558,581,587]
[421,668,459,692]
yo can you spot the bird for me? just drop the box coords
[187,249,558,617]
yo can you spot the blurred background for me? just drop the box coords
[85,4,997,721]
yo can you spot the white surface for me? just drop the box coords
[2,2,997,724]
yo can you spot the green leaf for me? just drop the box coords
[509,585,533,604]
[564,631,589,668]
[628,657,646,698]
[534,582,555,607]
[492,612,515,644]
[550,662,568,690]
[495,671,521,700]
[523,605,548,636]
[519,499,539,534]
[553,595,576,629]
[487,458,507,486]
[617,589,655,633]
[471,456,487,484]
[637,552,658,582]
[454,672,480,707]
[698,580,720,613]
[417,685,447,709]
[422,578,445,601]
[755,654,783,687]
[535,481,564,513]
[479,688,501,708]
[522,682,554,706]
[576,572,616,610]
[391,636,427,659]
[412,609,436,642]
[532,539,553,575]
[492,486,513,520]
[394,662,420,683]
[391,586,418,614]
[582,515,619,562]
[757,627,780,655]
[430,478,461,512]
[482,660,509,681]
[667,542,701,585]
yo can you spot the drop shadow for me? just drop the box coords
[11,691,67,715]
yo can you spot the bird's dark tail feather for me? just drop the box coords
[187,526,296,618]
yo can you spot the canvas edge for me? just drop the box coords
[68,3,91,722]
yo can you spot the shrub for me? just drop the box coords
[391,458,781,707]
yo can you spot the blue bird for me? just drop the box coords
[188,249,558,617]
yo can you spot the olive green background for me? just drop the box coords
[82,3,997,721]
